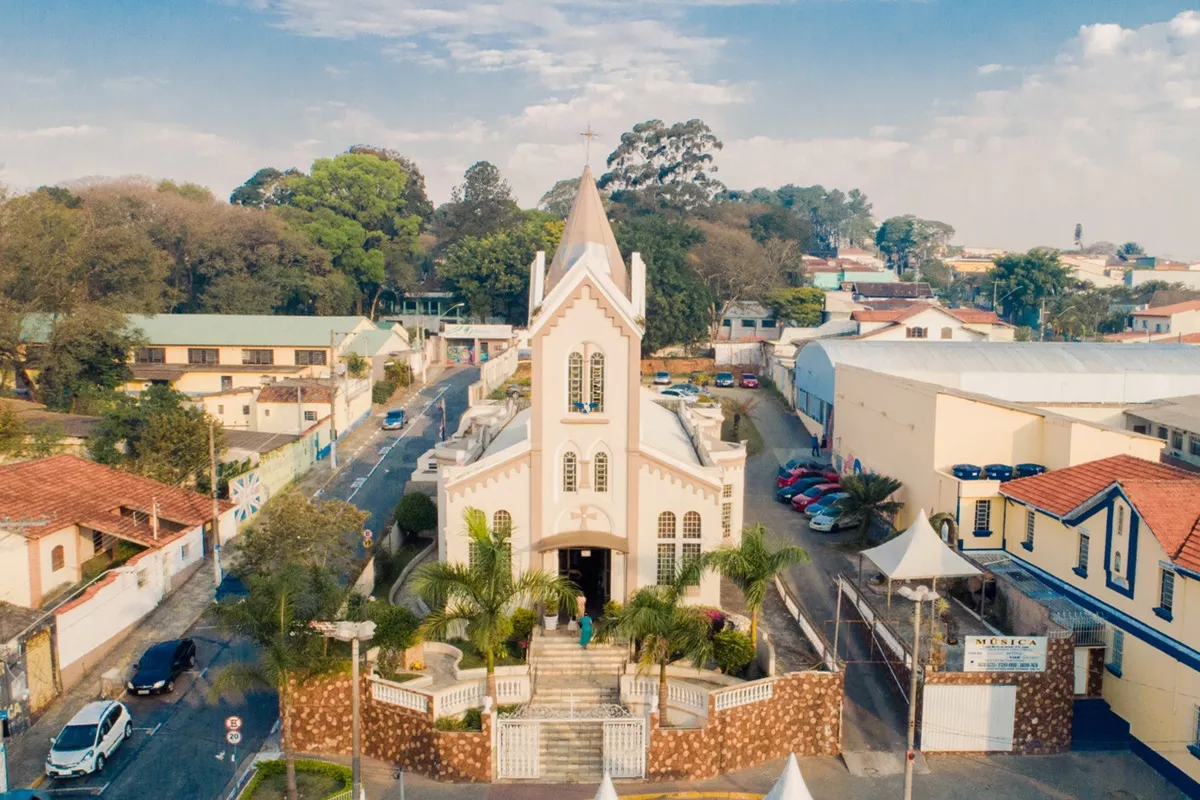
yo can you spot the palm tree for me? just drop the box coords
[835,472,904,545]
[598,559,714,707]
[210,566,342,800]
[412,508,578,700]
[705,523,809,643]
[724,397,758,439]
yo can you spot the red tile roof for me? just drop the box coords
[1000,455,1200,572]
[257,384,334,404]
[851,306,1005,326]
[1131,300,1200,317]
[0,455,230,541]
[945,308,1004,325]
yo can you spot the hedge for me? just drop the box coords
[242,758,351,799]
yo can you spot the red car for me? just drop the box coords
[740,373,760,389]
[791,483,842,511]
[776,468,837,489]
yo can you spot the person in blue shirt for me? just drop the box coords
[810,433,820,457]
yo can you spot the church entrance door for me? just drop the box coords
[559,548,610,618]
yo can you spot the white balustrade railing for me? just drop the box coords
[713,679,774,711]
[372,678,430,713]
[432,681,486,717]
[495,676,531,704]
[620,676,708,716]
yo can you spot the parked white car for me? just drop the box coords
[45,700,132,779]
[809,507,862,533]
[658,387,698,405]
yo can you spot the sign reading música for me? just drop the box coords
[964,635,1048,672]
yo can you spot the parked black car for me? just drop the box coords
[127,639,196,695]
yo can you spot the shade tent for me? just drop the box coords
[861,509,982,582]
[593,773,620,800]
[764,753,816,800]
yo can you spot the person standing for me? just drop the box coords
[811,433,820,457]
[579,614,593,648]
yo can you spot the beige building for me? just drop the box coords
[851,305,1013,341]
[435,169,747,614]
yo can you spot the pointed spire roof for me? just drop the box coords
[764,754,816,800]
[593,772,620,800]
[545,167,628,297]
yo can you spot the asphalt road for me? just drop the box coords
[37,628,277,799]
[313,367,479,536]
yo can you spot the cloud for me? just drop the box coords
[100,75,167,91]
[977,63,1006,75]
[717,10,1200,258]
[2,124,105,140]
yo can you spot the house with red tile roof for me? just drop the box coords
[851,304,1013,342]
[990,454,1200,791]
[0,455,236,689]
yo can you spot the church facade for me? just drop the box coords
[435,169,746,613]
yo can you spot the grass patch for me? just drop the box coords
[450,638,525,669]
[245,759,350,800]
[376,665,422,683]
[721,400,764,457]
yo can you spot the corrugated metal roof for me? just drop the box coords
[811,340,1200,375]
[346,327,408,357]
[22,313,371,347]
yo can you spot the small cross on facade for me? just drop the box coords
[580,124,600,166]
[570,504,599,531]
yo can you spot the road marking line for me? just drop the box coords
[346,385,450,503]
[29,774,46,789]
[96,780,111,796]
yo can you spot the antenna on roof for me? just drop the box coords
[580,124,600,167]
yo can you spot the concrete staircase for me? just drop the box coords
[523,630,631,782]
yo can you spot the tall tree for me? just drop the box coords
[704,523,808,642]
[537,178,589,219]
[229,167,296,208]
[615,216,709,354]
[89,386,219,487]
[232,490,369,577]
[435,161,521,243]
[688,222,781,340]
[767,287,824,327]
[600,119,724,210]
[1073,223,1083,249]
[413,508,578,700]
[35,308,141,412]
[985,248,1073,325]
[1117,241,1146,259]
[211,566,344,800]
[346,145,434,222]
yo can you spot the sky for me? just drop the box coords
[2,1,1199,259]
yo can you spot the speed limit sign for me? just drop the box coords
[226,730,243,746]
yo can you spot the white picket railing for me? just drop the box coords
[371,678,430,713]
[432,681,486,717]
[712,678,774,711]
[620,676,709,717]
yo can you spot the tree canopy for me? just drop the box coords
[986,248,1074,326]
[600,119,724,210]
[89,385,218,487]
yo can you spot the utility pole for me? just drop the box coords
[329,329,339,469]
[899,584,938,800]
[209,422,222,586]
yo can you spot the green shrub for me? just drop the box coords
[497,703,520,715]
[243,758,351,799]
[713,629,756,676]
[602,600,623,620]
[372,380,397,404]
[385,361,413,387]
[511,608,537,643]
[369,601,420,652]
[435,710,483,732]
[394,492,438,538]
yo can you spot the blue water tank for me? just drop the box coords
[952,464,982,480]
[1016,463,1047,478]
[985,464,1015,482]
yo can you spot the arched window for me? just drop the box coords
[682,511,701,539]
[594,452,609,492]
[940,327,953,339]
[568,352,584,412]
[589,352,605,412]
[50,545,65,571]
[563,452,578,492]
[657,511,676,538]
[493,510,512,534]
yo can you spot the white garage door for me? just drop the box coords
[921,684,1017,752]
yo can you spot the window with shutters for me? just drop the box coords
[1076,533,1089,575]
[294,349,327,366]
[563,452,578,492]
[682,511,701,539]
[657,543,676,586]
[242,348,274,365]
[1107,628,1124,675]
[940,327,953,340]
[134,347,165,364]
[50,545,64,571]
[304,410,317,421]
[189,348,220,365]
[974,500,991,533]
[493,510,512,534]
[1173,430,1184,450]
[1192,706,1200,750]
[589,352,605,412]
[568,352,584,412]
[657,512,676,539]
[594,453,609,492]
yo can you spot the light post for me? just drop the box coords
[328,620,376,800]
[897,584,939,800]
[416,302,465,384]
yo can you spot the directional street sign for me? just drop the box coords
[226,730,243,746]
[225,715,243,732]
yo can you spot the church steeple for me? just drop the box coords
[543,167,629,298]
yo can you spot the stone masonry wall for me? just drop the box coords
[923,635,1074,755]
[288,675,492,783]
[647,671,844,782]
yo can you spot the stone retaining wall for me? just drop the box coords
[287,674,492,783]
[647,671,843,782]
[923,634,1074,754]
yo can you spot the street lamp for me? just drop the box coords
[896,584,938,800]
[327,620,376,800]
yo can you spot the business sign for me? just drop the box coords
[964,636,1048,673]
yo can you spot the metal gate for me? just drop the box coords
[496,720,540,779]
[603,719,646,778]
[921,684,1016,752]
[25,628,57,714]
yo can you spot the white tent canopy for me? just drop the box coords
[593,772,620,800]
[861,509,982,582]
[764,753,815,800]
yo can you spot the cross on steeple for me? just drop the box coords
[580,124,600,166]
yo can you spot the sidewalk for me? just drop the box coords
[9,559,218,789]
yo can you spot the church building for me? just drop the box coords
[435,168,746,614]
